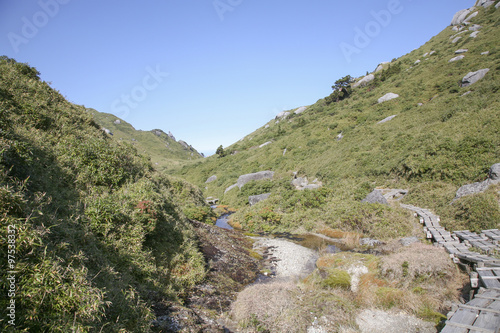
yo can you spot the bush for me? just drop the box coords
[321,269,351,290]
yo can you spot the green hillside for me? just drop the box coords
[0,57,215,331]
[176,4,500,237]
[89,109,203,171]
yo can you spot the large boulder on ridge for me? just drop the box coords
[451,9,472,26]
[453,163,500,202]
[461,68,490,87]
[378,93,399,104]
[237,171,275,189]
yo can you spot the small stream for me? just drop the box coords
[215,211,349,252]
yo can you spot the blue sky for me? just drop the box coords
[1,0,474,156]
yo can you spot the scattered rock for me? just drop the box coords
[188,220,260,323]
[481,51,490,55]
[167,131,176,141]
[325,245,341,254]
[453,163,500,201]
[461,68,490,87]
[353,74,375,88]
[361,189,389,205]
[259,141,272,148]
[113,119,121,125]
[469,24,482,31]
[276,111,291,119]
[470,31,480,38]
[379,188,408,201]
[455,49,468,54]
[464,11,479,23]
[451,36,462,43]
[224,184,238,194]
[451,8,472,26]
[153,129,163,136]
[249,193,271,206]
[377,115,397,124]
[347,265,369,292]
[294,106,307,114]
[400,236,420,247]
[283,148,287,156]
[496,2,500,9]
[461,91,472,97]
[205,175,217,183]
[414,59,421,65]
[360,238,383,247]
[292,176,323,190]
[264,124,270,129]
[476,0,495,8]
[102,127,113,135]
[356,309,436,333]
[253,238,318,279]
[417,103,424,106]
[206,197,219,205]
[337,132,344,141]
[178,140,189,149]
[449,55,465,62]
[378,93,399,104]
[375,62,390,72]
[237,171,275,189]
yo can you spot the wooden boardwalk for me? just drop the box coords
[401,203,500,332]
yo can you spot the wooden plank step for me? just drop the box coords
[482,229,500,242]
[442,308,483,333]
[478,269,500,289]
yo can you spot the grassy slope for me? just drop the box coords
[176,5,500,236]
[89,109,203,171]
[0,57,214,332]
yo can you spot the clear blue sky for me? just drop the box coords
[1,0,474,156]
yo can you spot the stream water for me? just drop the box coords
[215,212,349,252]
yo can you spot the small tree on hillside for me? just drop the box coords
[216,145,226,158]
[326,75,353,104]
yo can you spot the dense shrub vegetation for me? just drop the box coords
[0,57,210,332]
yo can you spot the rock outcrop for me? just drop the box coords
[237,171,274,188]
[377,115,397,124]
[461,68,490,87]
[294,106,307,114]
[353,74,375,88]
[249,193,271,206]
[361,189,389,206]
[291,176,322,190]
[205,175,217,183]
[476,0,495,8]
[453,163,500,202]
[378,93,399,104]
[449,55,465,62]
[451,8,472,26]
[276,111,290,119]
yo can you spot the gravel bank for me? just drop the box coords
[253,238,319,280]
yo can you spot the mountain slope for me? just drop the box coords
[89,109,203,170]
[0,57,215,331]
[176,3,500,236]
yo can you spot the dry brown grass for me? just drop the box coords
[380,243,456,283]
[230,281,356,332]
[377,242,468,316]
[317,227,363,248]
